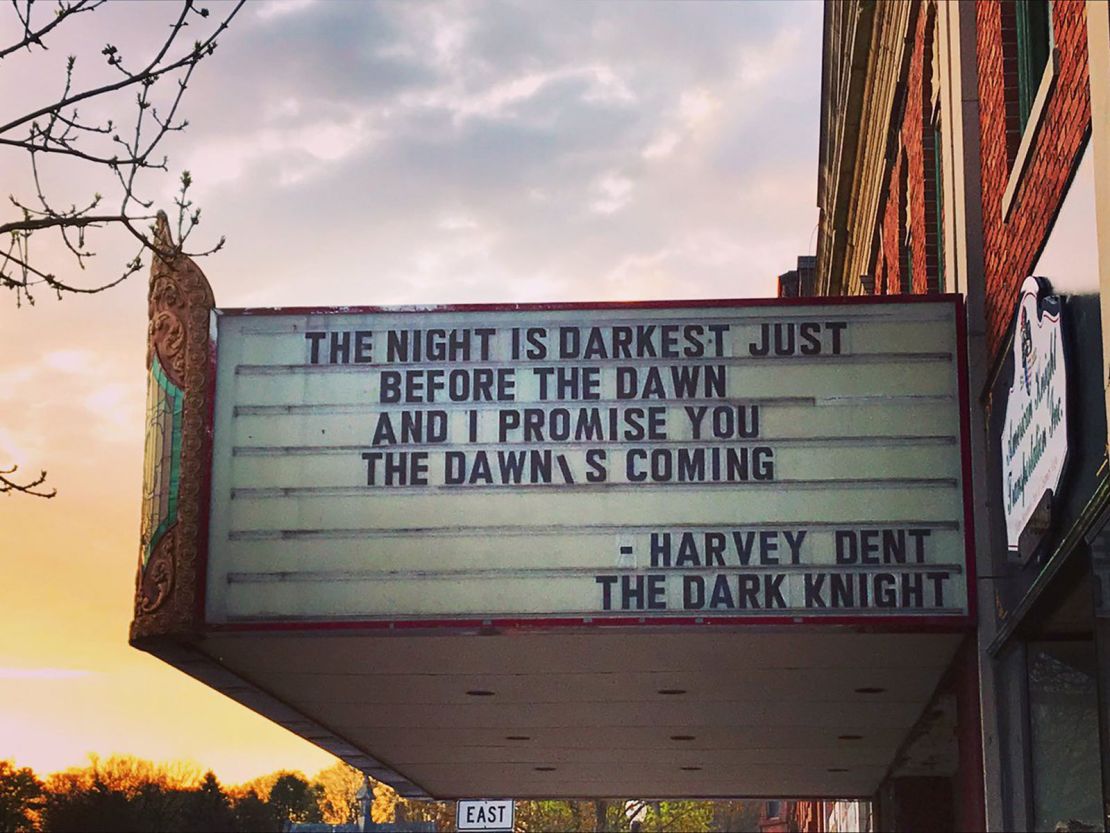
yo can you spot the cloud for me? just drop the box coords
[184,110,375,191]
[737,21,806,87]
[0,667,93,680]
[0,0,827,784]
[42,350,95,374]
[590,172,634,215]
[0,425,34,469]
[642,130,680,161]
[678,88,722,127]
[84,382,144,437]
[641,87,722,161]
[255,0,316,20]
[438,215,480,232]
[0,342,145,472]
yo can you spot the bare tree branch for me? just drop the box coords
[0,0,104,61]
[0,212,148,235]
[1,0,242,308]
[1,0,241,495]
[0,464,57,498]
[0,2,237,136]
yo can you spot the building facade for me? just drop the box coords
[760,798,872,832]
[813,1,1110,830]
[777,255,818,298]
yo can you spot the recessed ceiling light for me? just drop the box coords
[670,735,696,741]
[506,735,531,741]
[854,687,885,694]
[658,688,687,695]
[827,767,849,773]
[534,766,556,772]
[838,734,864,741]
[466,690,495,697]
[680,766,702,771]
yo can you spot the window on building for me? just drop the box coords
[922,8,944,294]
[1027,639,1103,831]
[1015,0,1052,133]
[902,227,914,294]
[1000,0,1054,184]
[898,153,913,294]
[925,114,944,293]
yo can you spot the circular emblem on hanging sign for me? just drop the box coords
[1019,305,1035,396]
[1002,276,1068,561]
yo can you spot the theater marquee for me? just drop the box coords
[204,297,973,624]
[130,223,976,799]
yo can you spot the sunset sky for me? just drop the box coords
[0,0,821,784]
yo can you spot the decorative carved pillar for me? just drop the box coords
[130,212,216,643]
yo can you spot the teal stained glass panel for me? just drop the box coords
[140,356,184,568]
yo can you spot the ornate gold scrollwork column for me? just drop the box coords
[130,212,215,643]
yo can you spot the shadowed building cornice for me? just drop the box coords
[817,0,916,297]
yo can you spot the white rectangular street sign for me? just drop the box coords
[204,298,973,625]
[457,799,515,831]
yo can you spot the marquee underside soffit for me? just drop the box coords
[198,629,963,799]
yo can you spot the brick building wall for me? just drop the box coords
[975,0,1091,360]
[870,4,942,297]
[905,3,936,295]
[864,0,1093,323]
[777,255,818,298]
[876,151,903,295]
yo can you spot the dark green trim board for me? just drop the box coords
[1016,0,1051,132]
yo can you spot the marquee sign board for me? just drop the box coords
[130,240,974,800]
[204,296,973,626]
[1001,277,1068,561]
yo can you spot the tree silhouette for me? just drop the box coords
[311,761,363,825]
[182,771,234,831]
[267,772,322,826]
[0,761,44,833]
[38,754,203,832]
[40,778,133,833]
[227,790,281,833]
[5,756,763,832]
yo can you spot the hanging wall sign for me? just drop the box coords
[1002,277,1068,560]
